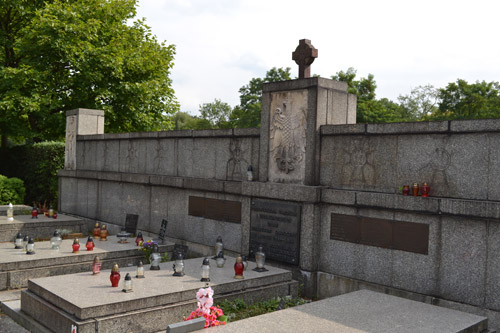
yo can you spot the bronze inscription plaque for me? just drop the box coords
[188,196,241,224]
[330,213,429,255]
[249,199,301,265]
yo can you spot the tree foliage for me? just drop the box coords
[398,85,439,121]
[230,67,291,128]
[0,0,178,146]
[199,99,232,129]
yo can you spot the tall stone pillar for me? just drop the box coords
[65,108,104,170]
[259,77,356,185]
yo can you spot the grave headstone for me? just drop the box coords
[125,213,139,234]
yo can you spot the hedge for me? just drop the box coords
[0,175,25,204]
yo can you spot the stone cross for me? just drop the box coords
[292,39,318,79]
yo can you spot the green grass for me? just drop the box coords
[216,296,307,322]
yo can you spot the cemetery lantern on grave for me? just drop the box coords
[247,165,253,181]
[86,236,95,251]
[173,252,185,277]
[93,223,101,240]
[241,255,248,271]
[149,244,161,270]
[50,231,62,250]
[253,246,268,272]
[122,273,133,293]
[117,227,130,244]
[26,238,35,255]
[23,235,29,251]
[31,206,38,219]
[135,232,144,246]
[92,257,101,275]
[234,255,244,279]
[72,239,80,253]
[213,236,223,259]
[110,263,120,287]
[14,233,23,249]
[48,205,54,218]
[201,258,210,282]
[216,251,225,268]
[136,261,145,278]
[100,224,108,241]
[7,203,14,221]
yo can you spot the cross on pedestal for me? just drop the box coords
[292,39,318,79]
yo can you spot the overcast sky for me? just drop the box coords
[135,0,500,114]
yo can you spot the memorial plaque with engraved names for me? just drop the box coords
[205,198,223,221]
[188,196,205,217]
[330,213,429,255]
[249,199,301,265]
[125,214,139,234]
[188,196,241,223]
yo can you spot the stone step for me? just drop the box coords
[0,214,86,242]
[18,257,298,333]
[1,300,51,333]
[0,235,173,290]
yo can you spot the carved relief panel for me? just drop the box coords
[269,90,307,183]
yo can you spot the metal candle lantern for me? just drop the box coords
[201,258,210,282]
[23,235,29,251]
[136,261,145,278]
[50,231,62,250]
[100,224,108,241]
[31,206,38,219]
[122,273,133,293]
[86,236,95,251]
[92,257,101,275]
[173,252,185,277]
[7,203,14,221]
[117,227,130,244]
[247,165,253,181]
[216,251,225,268]
[234,255,244,279]
[149,244,161,270]
[241,255,248,271]
[135,232,144,246]
[26,238,35,255]
[253,246,268,272]
[48,205,54,218]
[110,263,120,287]
[213,236,223,259]
[93,223,101,240]
[14,233,23,249]
[72,239,80,253]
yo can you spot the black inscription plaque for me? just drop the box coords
[158,219,168,244]
[125,214,139,234]
[249,199,301,265]
[188,196,241,223]
[330,213,429,255]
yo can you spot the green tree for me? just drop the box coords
[0,0,178,146]
[230,67,291,128]
[199,99,233,129]
[332,68,397,123]
[428,79,500,120]
[397,85,438,121]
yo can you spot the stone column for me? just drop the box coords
[65,108,105,170]
[259,77,356,186]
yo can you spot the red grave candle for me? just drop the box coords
[234,255,244,279]
[86,237,95,251]
[72,239,80,253]
[110,263,121,287]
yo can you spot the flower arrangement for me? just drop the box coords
[185,286,227,328]
[138,240,169,264]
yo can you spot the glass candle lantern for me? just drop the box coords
[117,227,130,244]
[23,235,29,251]
[421,182,430,197]
[173,252,185,277]
[93,223,101,240]
[214,236,223,259]
[72,239,80,253]
[31,206,38,219]
[48,205,54,218]
[26,238,35,255]
[100,224,108,241]
[234,255,244,279]
[53,212,57,219]
[201,258,210,282]
[7,203,14,221]
[149,244,161,270]
[122,273,133,293]
[253,246,268,272]
[50,231,62,250]
[110,263,120,287]
[412,183,419,196]
[241,255,248,271]
[86,236,95,251]
[135,232,144,246]
[92,257,101,275]
[14,233,23,249]
[247,165,253,181]
[216,251,225,268]
[402,185,410,196]
[136,261,145,278]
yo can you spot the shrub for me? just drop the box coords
[0,175,26,204]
